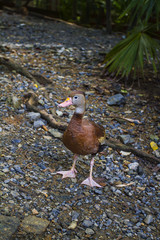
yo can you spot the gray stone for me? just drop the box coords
[111,186,116,192]
[72,211,80,221]
[21,215,50,234]
[14,164,25,175]
[11,190,20,197]
[38,99,45,105]
[104,186,109,192]
[12,95,21,108]
[144,215,154,225]
[0,215,20,240]
[33,120,44,128]
[118,134,134,144]
[4,155,12,160]
[154,150,160,158]
[82,219,93,227]
[2,168,9,173]
[26,112,41,121]
[123,219,130,225]
[56,110,63,117]
[18,109,25,114]
[48,129,63,138]
[105,219,112,226]
[131,216,138,224]
[85,228,95,235]
[155,174,160,181]
[107,94,125,106]
[137,232,147,239]
[115,189,122,195]
[137,165,144,175]
[128,162,139,171]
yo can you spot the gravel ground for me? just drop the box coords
[0,12,160,240]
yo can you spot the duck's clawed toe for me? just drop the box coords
[56,169,77,179]
[81,177,102,188]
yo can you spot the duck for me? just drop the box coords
[56,90,106,188]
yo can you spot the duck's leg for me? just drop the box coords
[81,157,102,188]
[56,155,77,178]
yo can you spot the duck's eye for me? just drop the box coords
[74,96,78,100]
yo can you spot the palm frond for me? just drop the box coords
[104,24,160,77]
[120,0,160,30]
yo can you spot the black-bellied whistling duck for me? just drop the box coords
[56,90,106,188]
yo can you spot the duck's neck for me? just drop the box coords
[72,112,83,120]
[70,112,83,124]
[75,105,85,115]
[70,106,85,125]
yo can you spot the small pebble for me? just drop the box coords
[155,174,160,181]
[3,168,10,173]
[33,120,44,128]
[11,190,19,198]
[82,220,93,227]
[85,228,95,235]
[26,112,41,121]
[144,215,154,225]
[56,110,63,117]
[68,221,77,229]
[32,208,39,215]
[128,162,139,171]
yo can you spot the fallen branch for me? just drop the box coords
[0,54,52,86]
[0,54,37,82]
[3,6,84,28]
[105,138,160,164]
[24,92,67,131]
[24,92,160,164]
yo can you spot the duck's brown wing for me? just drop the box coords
[88,120,107,153]
[82,119,106,144]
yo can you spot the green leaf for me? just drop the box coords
[121,89,128,93]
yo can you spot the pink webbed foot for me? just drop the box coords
[55,154,78,179]
[81,177,102,188]
[56,169,77,179]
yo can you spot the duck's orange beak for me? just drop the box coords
[58,97,73,107]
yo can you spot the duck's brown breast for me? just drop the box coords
[62,113,105,155]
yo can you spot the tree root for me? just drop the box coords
[24,92,160,164]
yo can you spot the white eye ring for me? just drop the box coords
[74,96,78,99]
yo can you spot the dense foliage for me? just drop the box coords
[11,0,131,28]
[104,0,160,78]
